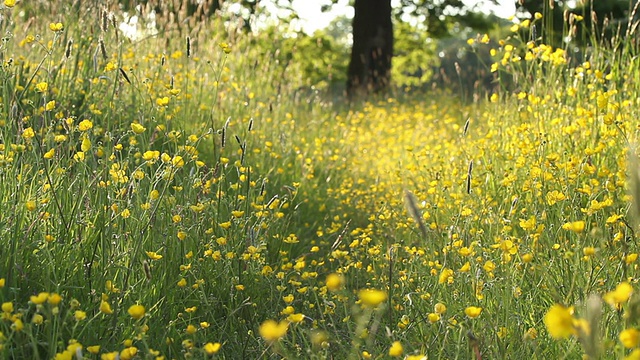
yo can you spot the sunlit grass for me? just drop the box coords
[0,2,640,359]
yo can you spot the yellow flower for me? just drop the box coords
[35,82,48,92]
[146,251,163,260]
[30,292,49,305]
[427,313,440,323]
[172,155,185,167]
[86,346,100,354]
[49,22,64,32]
[4,0,16,7]
[483,261,495,273]
[259,319,288,343]
[81,136,91,152]
[543,304,574,339]
[562,220,585,233]
[434,302,447,314]
[2,302,13,313]
[54,134,67,143]
[44,148,55,159]
[25,200,37,212]
[459,262,471,272]
[519,216,536,231]
[31,314,44,325]
[102,351,119,360]
[465,306,482,319]
[546,190,566,205]
[388,341,403,357]
[105,280,120,293]
[78,119,93,132]
[358,289,387,308]
[604,282,633,308]
[438,268,453,284]
[120,347,137,360]
[156,97,170,106]
[620,328,640,349]
[143,150,160,161]
[12,318,23,331]
[100,300,113,315]
[583,246,596,257]
[626,349,640,360]
[325,273,344,292]
[74,310,87,321]
[131,123,146,134]
[45,100,55,111]
[203,342,221,355]
[219,42,231,54]
[127,304,145,320]
[48,293,62,305]
[287,313,305,323]
[22,127,35,139]
[104,62,117,72]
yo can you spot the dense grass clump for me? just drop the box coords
[1,2,640,360]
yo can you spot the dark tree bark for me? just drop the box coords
[347,0,393,97]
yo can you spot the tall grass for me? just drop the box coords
[0,1,639,359]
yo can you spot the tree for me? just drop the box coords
[347,0,394,97]
[346,0,497,97]
[103,0,498,97]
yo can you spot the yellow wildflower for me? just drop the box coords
[78,119,93,132]
[30,292,49,305]
[100,300,113,315]
[388,341,403,357]
[543,304,574,339]
[259,319,288,343]
[49,22,64,32]
[325,273,344,292]
[621,328,640,349]
[562,220,585,233]
[131,122,146,134]
[127,304,145,320]
[604,282,633,308]
[203,342,221,355]
[465,306,482,319]
[358,289,387,308]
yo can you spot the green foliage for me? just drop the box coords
[392,21,438,88]
[282,31,350,89]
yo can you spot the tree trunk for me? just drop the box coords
[347,0,393,97]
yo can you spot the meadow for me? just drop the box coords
[1,2,640,359]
